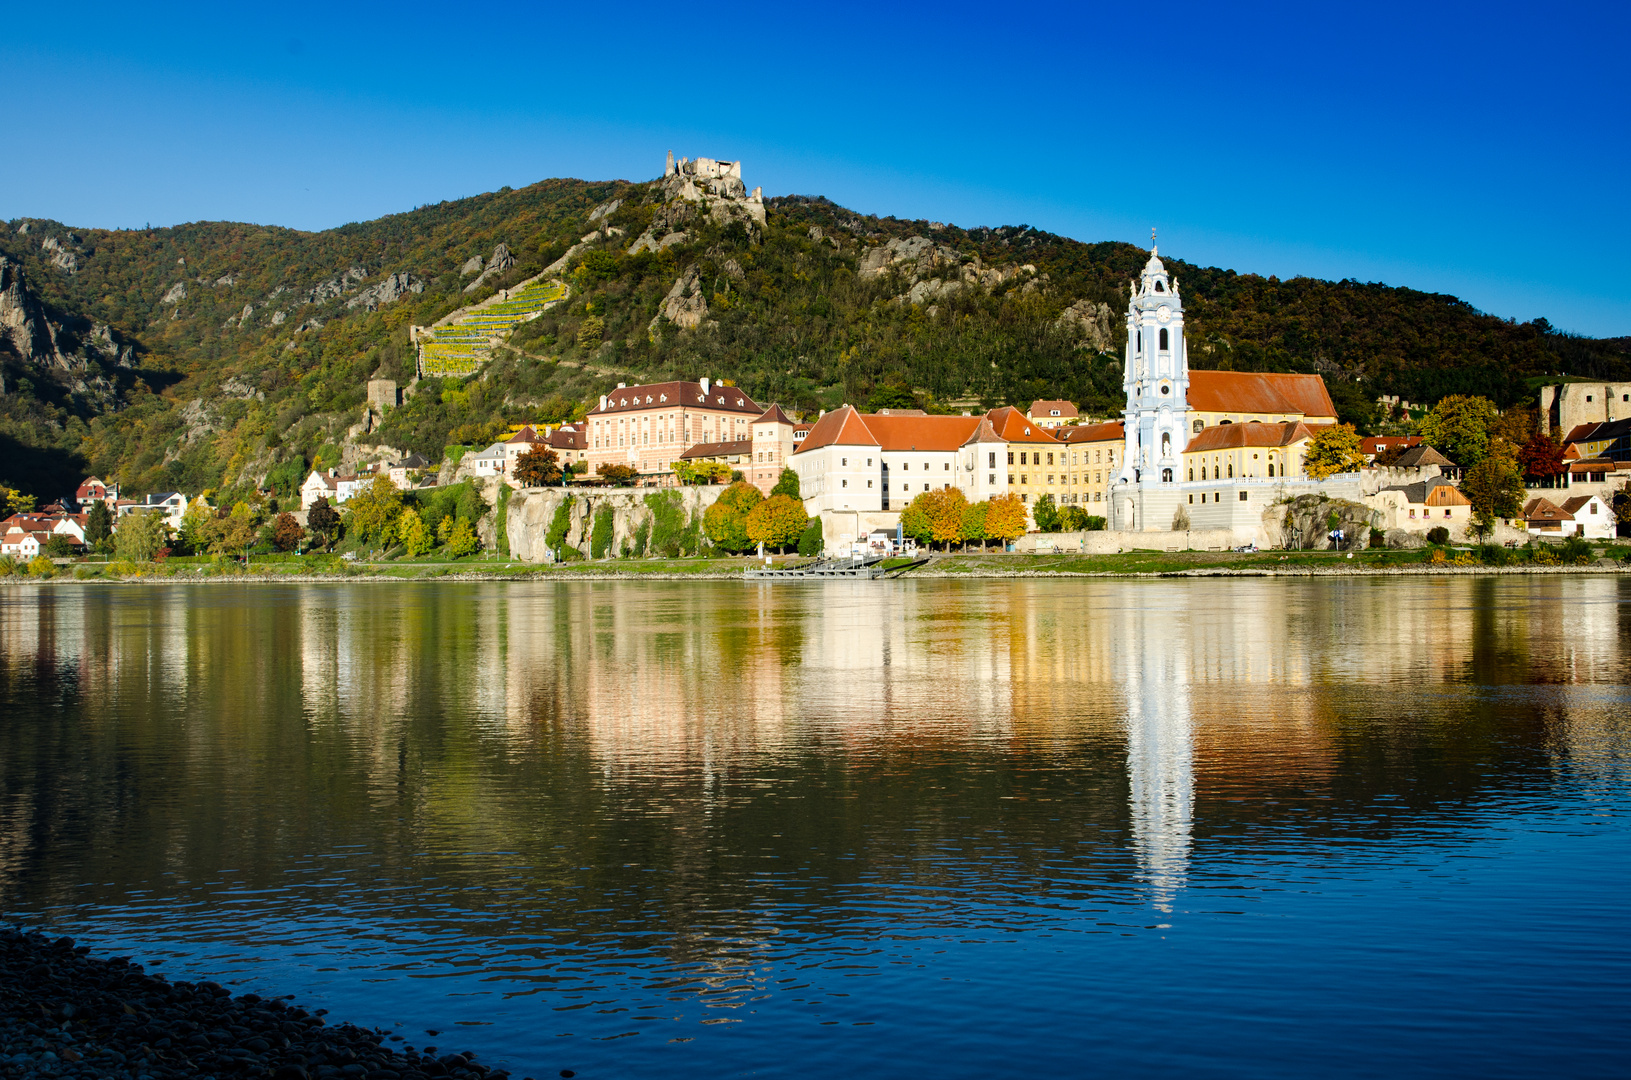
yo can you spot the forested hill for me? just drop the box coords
[1,173,1626,503]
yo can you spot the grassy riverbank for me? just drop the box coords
[4,542,1630,583]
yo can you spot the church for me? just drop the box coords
[1110,245,1344,533]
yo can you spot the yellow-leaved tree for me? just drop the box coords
[983,493,1029,544]
[1303,423,1368,479]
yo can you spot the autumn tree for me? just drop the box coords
[307,497,341,550]
[1058,505,1091,532]
[345,475,404,544]
[446,517,479,557]
[1418,395,1499,468]
[1517,430,1566,484]
[983,494,1028,544]
[513,446,562,487]
[745,494,809,551]
[597,463,638,486]
[703,481,763,552]
[397,508,431,556]
[1304,423,1368,479]
[0,484,32,515]
[114,511,168,562]
[271,512,305,552]
[674,460,730,485]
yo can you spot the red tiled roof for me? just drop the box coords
[589,380,761,416]
[547,424,587,450]
[1028,399,1078,417]
[1361,435,1421,455]
[987,406,1059,443]
[1560,495,1601,514]
[863,414,982,452]
[960,417,1001,447]
[1186,370,1337,419]
[1056,421,1125,444]
[1183,421,1314,453]
[754,403,794,426]
[1522,497,1571,522]
[505,425,542,444]
[679,439,752,460]
[794,406,881,453]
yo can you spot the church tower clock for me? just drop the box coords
[1111,244,1191,531]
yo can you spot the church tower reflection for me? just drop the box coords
[1117,603,1195,913]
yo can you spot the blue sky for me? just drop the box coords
[3,1,1626,336]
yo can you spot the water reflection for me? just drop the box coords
[0,578,1628,1078]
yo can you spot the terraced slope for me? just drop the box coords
[415,277,569,377]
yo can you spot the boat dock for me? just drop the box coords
[744,555,930,580]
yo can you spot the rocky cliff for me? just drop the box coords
[507,485,725,562]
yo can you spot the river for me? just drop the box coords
[1,578,1628,1077]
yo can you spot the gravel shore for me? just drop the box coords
[0,929,537,1080]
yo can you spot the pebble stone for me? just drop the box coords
[0,929,531,1080]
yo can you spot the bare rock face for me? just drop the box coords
[41,237,78,274]
[1057,298,1115,351]
[461,255,485,276]
[0,256,56,363]
[270,310,287,326]
[214,273,236,287]
[346,272,424,311]
[654,264,708,330]
[588,198,623,222]
[161,282,188,304]
[858,236,954,279]
[506,486,726,562]
[488,244,515,273]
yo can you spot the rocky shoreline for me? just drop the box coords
[0,929,536,1080]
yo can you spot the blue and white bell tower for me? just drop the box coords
[1111,244,1191,532]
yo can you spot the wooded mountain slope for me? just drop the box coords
[1,174,1624,503]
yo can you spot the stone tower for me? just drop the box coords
[1110,246,1191,531]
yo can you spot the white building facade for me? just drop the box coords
[1112,248,1191,532]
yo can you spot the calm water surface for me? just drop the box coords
[1,578,1628,1078]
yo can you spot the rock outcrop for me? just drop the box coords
[1262,495,1379,550]
[653,265,708,330]
[462,244,516,293]
[1056,298,1115,351]
[346,271,425,311]
[506,486,726,562]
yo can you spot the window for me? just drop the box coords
[1020,452,1028,465]
[1410,509,1416,518]
[1047,453,1054,466]
[842,479,848,488]
[1188,494,1194,504]
[1159,328,1169,350]
[867,458,873,467]
[1239,491,1248,502]
[1155,281,1164,292]
[1587,395,1593,402]
[1008,474,1015,485]
[1188,468,1194,481]
[841,458,847,467]
[989,474,996,485]
[1021,475,1028,485]
[1094,492,1101,502]
[1444,509,1452,518]
[989,452,997,468]
[1200,493,1206,504]
[1008,452,1014,465]
[1095,450,1101,463]
[944,463,950,471]
[1269,464,1275,477]
[867,480,873,488]
[1162,468,1172,482]
[1590,503,1598,514]
[1227,464,1234,478]
[923,484,930,492]
[1048,475,1054,485]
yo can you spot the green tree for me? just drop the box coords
[984,494,1028,544]
[1032,493,1060,532]
[307,497,341,551]
[447,517,479,557]
[1461,455,1526,526]
[961,499,988,549]
[43,534,75,558]
[745,494,809,551]
[513,446,562,487]
[1057,505,1090,532]
[114,511,169,562]
[85,501,113,549]
[345,475,404,544]
[703,482,763,552]
[866,382,919,411]
[674,460,730,485]
[771,468,802,499]
[900,492,934,546]
[0,484,32,515]
[1418,395,1499,468]
[1304,423,1368,479]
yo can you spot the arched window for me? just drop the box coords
[1162,467,1172,482]
[1136,331,1142,352]
[1159,328,1169,350]
[1227,463,1234,478]
[1268,463,1276,477]
[1155,280,1165,293]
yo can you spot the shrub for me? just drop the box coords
[1370,527,1387,549]
[1559,535,1593,565]
[1477,544,1511,566]
[644,491,698,556]
[1426,526,1450,545]
[1084,515,1107,532]
[0,557,14,577]
[797,517,824,557]
[546,495,575,552]
[630,517,651,557]
[590,503,615,558]
[703,482,763,553]
[27,555,55,578]
[1527,543,1558,565]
